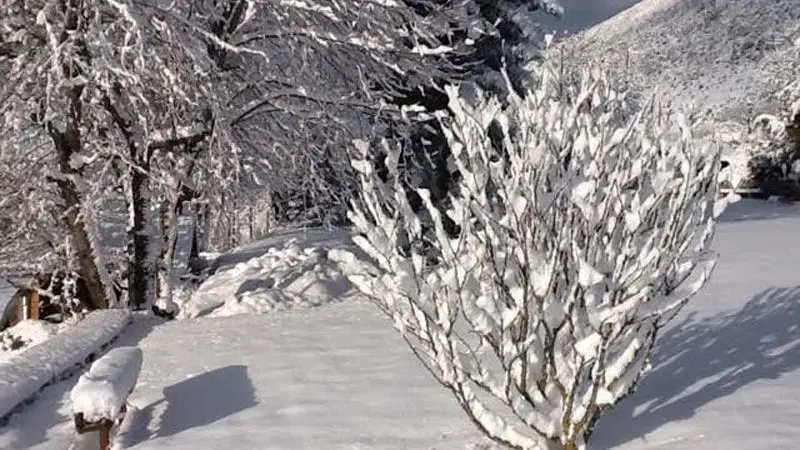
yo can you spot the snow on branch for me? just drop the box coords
[332,63,731,449]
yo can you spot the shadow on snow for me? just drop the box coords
[593,286,800,448]
[121,365,257,446]
[717,198,800,223]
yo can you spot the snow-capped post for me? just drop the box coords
[332,63,733,449]
[71,346,143,450]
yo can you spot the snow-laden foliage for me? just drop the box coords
[332,65,729,449]
[203,0,472,231]
[0,133,65,276]
[0,0,226,309]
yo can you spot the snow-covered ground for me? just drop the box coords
[0,320,58,362]
[1,200,799,449]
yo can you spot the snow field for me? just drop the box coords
[115,300,489,450]
[0,309,131,423]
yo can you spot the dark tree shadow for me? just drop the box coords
[592,286,800,448]
[157,365,256,437]
[123,365,257,445]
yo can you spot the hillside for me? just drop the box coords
[560,0,800,122]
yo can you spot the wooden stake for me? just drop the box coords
[29,283,40,321]
[98,422,112,450]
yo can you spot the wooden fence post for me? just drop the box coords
[28,281,39,321]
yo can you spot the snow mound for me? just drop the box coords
[0,320,57,361]
[71,346,142,423]
[179,230,356,319]
[0,309,130,422]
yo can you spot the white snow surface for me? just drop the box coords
[179,227,357,319]
[1,200,800,449]
[0,320,58,362]
[0,309,131,421]
[71,347,143,423]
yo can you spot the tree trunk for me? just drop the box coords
[43,0,111,311]
[154,197,179,317]
[127,168,156,310]
[51,126,110,311]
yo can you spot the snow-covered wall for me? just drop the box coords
[0,309,131,423]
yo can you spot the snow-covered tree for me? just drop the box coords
[381,0,563,232]
[0,0,467,311]
[203,0,470,230]
[0,0,228,310]
[0,132,66,277]
[332,65,730,449]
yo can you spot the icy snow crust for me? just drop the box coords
[0,309,130,422]
[71,346,142,423]
[2,201,800,449]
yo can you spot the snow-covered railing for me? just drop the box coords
[0,309,131,424]
[71,347,142,450]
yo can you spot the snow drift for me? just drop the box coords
[179,228,357,319]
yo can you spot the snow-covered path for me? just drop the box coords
[1,200,800,450]
[0,300,485,450]
[116,299,484,450]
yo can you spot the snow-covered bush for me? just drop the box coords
[332,66,730,449]
[740,78,800,199]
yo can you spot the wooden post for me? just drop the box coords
[29,282,40,321]
[98,422,112,450]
